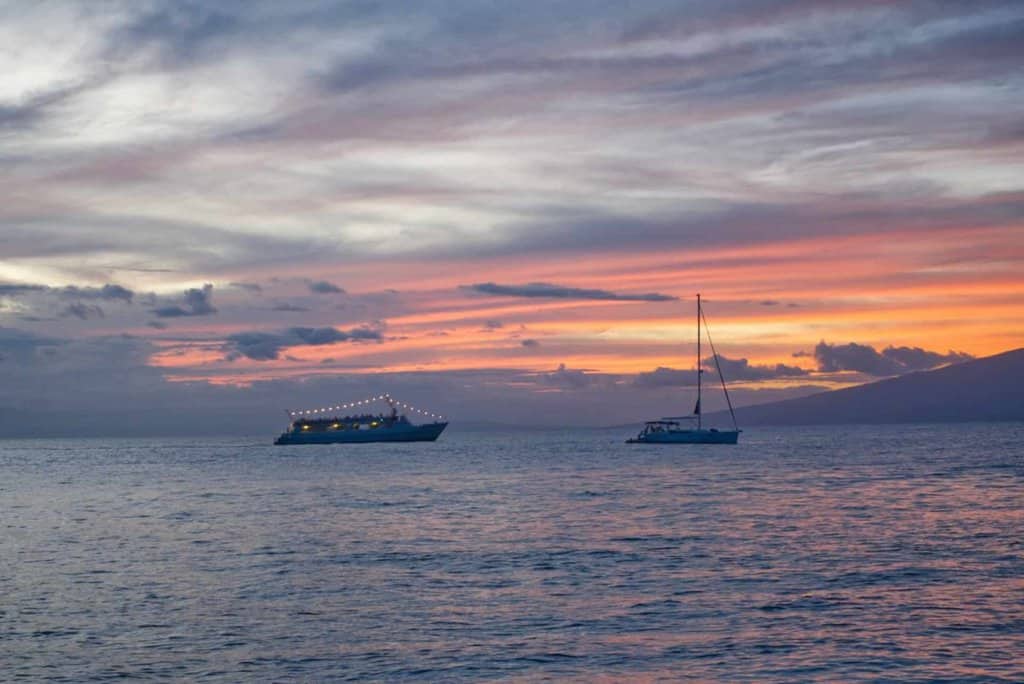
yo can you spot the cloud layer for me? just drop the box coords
[151,284,217,318]
[225,326,382,360]
[812,342,973,376]
[0,2,1020,431]
[466,282,677,302]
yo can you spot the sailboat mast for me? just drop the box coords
[696,293,702,430]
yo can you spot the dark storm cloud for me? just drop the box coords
[466,282,677,302]
[225,325,382,361]
[813,342,973,376]
[152,284,217,318]
[308,280,345,294]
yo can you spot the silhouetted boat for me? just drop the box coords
[275,394,447,444]
[628,294,741,444]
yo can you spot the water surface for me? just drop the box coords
[2,424,1022,681]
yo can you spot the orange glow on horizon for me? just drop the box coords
[139,223,1023,386]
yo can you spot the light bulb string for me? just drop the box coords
[289,394,444,420]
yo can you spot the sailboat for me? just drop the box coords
[627,294,741,444]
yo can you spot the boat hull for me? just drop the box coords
[275,422,447,445]
[627,429,740,445]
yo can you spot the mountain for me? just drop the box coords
[717,348,1024,425]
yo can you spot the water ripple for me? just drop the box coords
[1,424,1022,681]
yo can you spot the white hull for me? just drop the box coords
[627,429,739,445]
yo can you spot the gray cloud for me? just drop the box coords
[105,4,241,71]
[635,366,700,388]
[271,303,310,312]
[466,282,677,302]
[0,325,831,436]
[539,363,596,390]
[0,2,1019,279]
[709,355,809,382]
[521,338,540,347]
[152,284,217,318]
[882,345,974,371]
[0,0,1018,425]
[0,326,63,363]
[308,280,345,294]
[0,81,97,132]
[229,281,263,293]
[0,282,133,323]
[59,284,134,302]
[641,346,971,385]
[636,355,811,386]
[225,325,382,361]
[0,284,48,297]
[813,341,973,376]
[0,282,133,302]
[60,303,105,320]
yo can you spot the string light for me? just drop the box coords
[288,394,445,421]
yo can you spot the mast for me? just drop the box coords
[696,293,702,430]
[701,304,740,432]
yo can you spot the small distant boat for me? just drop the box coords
[274,394,447,445]
[628,294,741,445]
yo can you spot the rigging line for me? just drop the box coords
[700,307,739,432]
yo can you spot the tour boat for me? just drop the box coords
[275,394,447,444]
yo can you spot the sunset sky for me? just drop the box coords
[1,1,1022,433]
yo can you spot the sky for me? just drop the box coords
[1,0,1022,435]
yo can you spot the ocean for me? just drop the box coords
[3,424,1022,682]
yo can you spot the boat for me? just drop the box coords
[274,394,448,445]
[627,294,741,444]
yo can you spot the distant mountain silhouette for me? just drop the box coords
[717,348,1024,425]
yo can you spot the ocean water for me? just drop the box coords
[2,424,1022,682]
